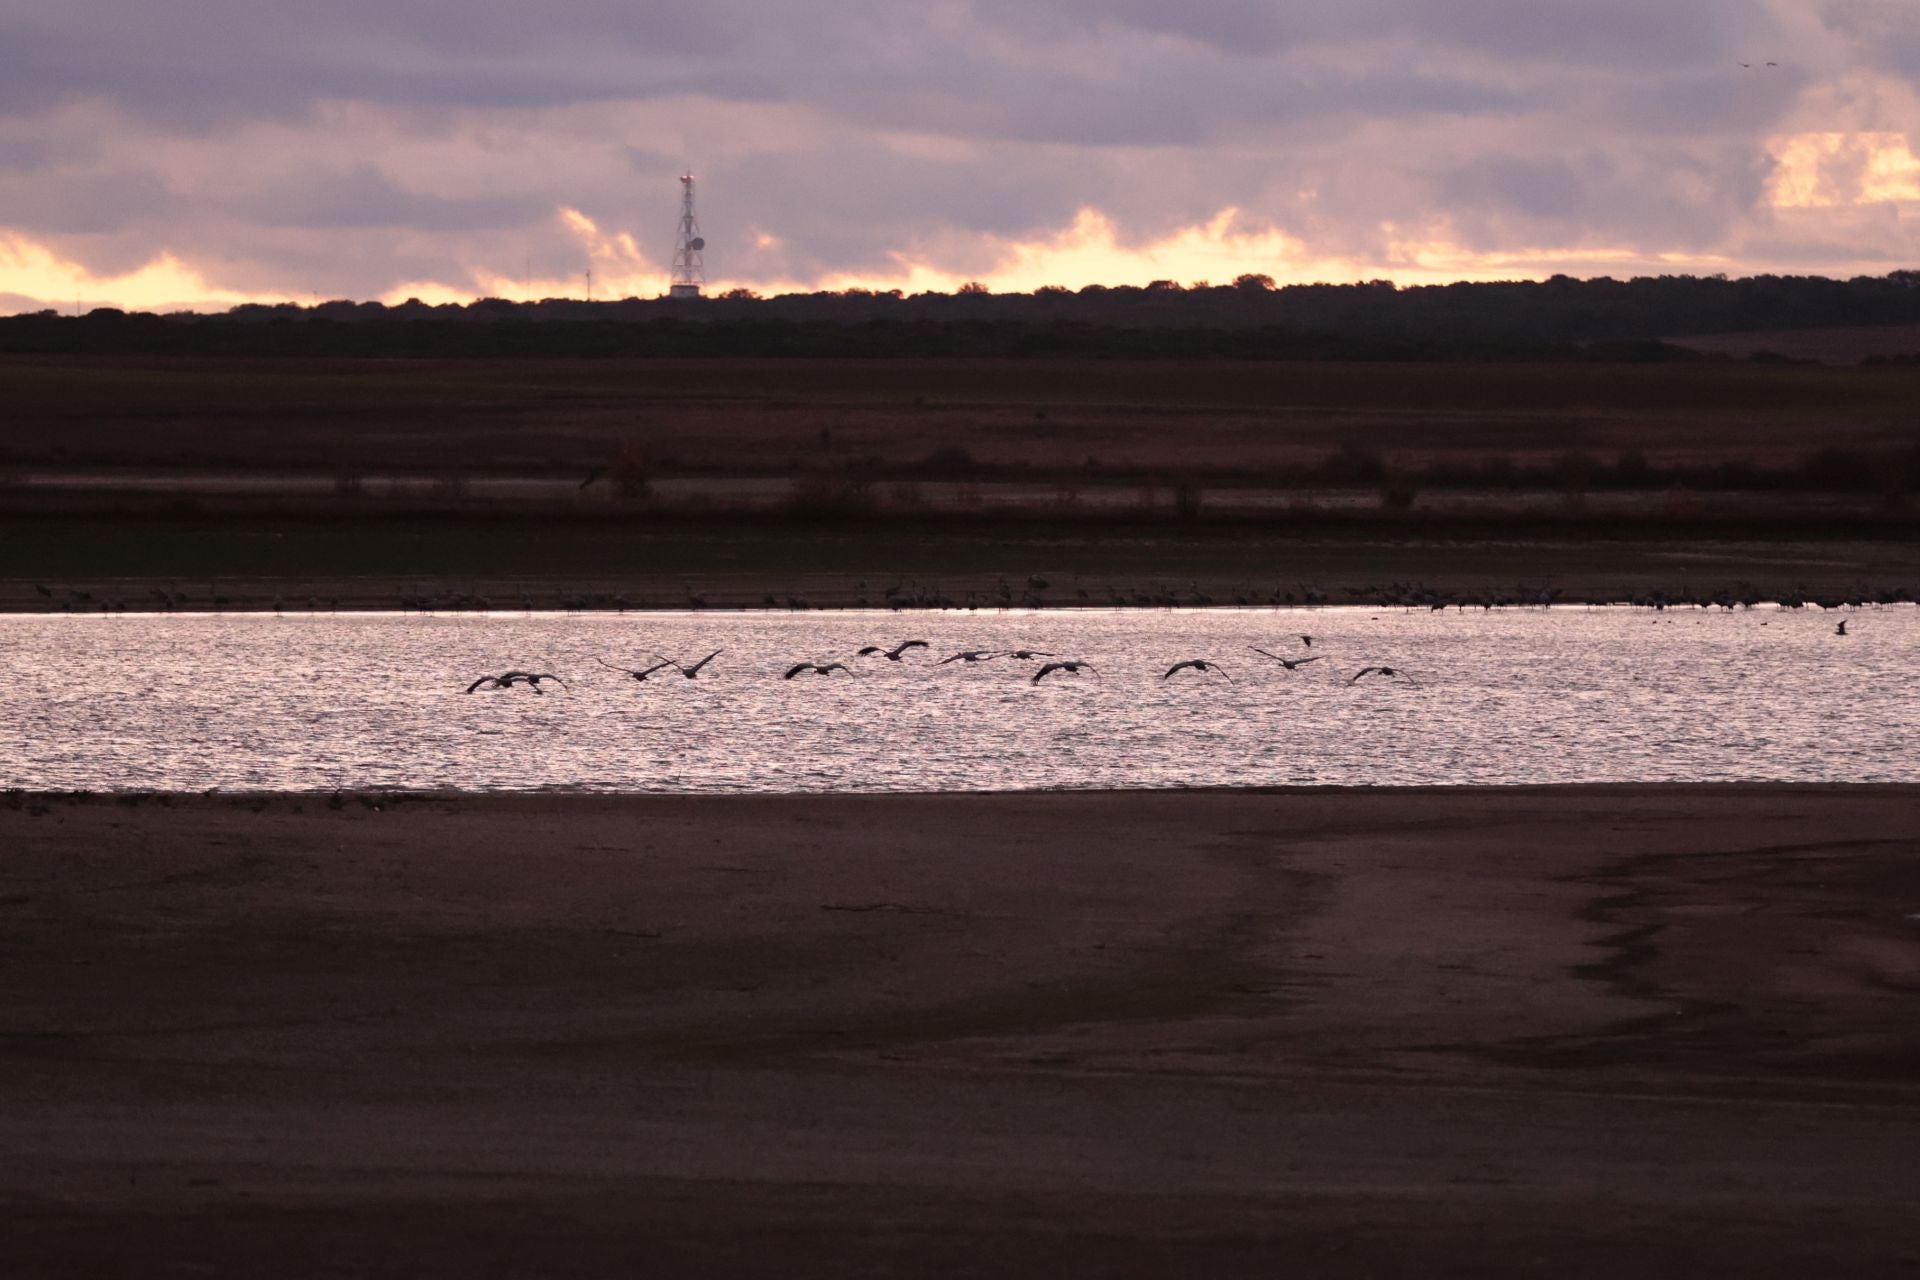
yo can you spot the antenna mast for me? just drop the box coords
[669,173,705,298]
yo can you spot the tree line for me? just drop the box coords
[3,271,1917,360]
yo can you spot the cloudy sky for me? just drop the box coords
[1,0,1916,311]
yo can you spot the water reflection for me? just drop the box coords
[0,608,1912,792]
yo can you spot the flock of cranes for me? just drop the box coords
[465,638,1421,694]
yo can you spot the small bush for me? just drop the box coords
[611,442,652,501]
[919,446,977,476]
[1323,440,1387,485]
[1379,476,1420,511]
[790,466,874,515]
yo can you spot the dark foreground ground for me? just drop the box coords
[3,787,1918,1276]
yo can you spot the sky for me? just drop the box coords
[1,0,1917,313]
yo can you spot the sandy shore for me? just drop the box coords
[4,787,1919,1275]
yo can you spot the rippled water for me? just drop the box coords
[0,608,1912,792]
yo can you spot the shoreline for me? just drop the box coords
[4,591,1913,615]
[11,782,1920,807]
[10,779,1920,796]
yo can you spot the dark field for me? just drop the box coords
[3,355,1918,607]
[6,353,1920,475]
[1670,324,1920,364]
[4,509,1919,613]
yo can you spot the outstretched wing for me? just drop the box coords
[1249,647,1285,662]
[1164,661,1198,679]
[533,673,568,688]
[464,676,496,694]
[783,663,812,679]
[1293,656,1323,666]
[898,640,929,651]
[857,646,881,656]
[686,650,723,675]
[639,660,676,678]
[1032,663,1060,683]
[1350,667,1381,683]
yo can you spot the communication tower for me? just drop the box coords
[669,173,705,298]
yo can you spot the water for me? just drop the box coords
[0,608,1911,793]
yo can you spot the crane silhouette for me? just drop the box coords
[654,650,723,678]
[465,671,568,694]
[1249,648,1323,671]
[784,661,854,679]
[858,640,929,661]
[596,657,676,682]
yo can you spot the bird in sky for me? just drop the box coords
[1248,648,1324,670]
[939,650,999,664]
[465,671,568,694]
[1003,649,1055,660]
[1350,666,1417,686]
[1164,659,1231,682]
[596,656,677,681]
[784,661,854,679]
[655,650,723,678]
[1032,660,1097,683]
[858,640,930,661]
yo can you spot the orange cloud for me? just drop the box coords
[0,230,267,312]
[1768,132,1920,208]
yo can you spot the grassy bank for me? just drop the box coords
[4,506,1917,611]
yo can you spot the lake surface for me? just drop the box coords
[0,608,1911,792]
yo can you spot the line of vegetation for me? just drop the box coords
[4,271,1919,360]
[560,442,1920,500]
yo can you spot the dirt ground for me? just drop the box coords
[4,354,1918,475]
[3,787,1918,1276]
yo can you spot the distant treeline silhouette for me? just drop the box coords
[5,270,1918,360]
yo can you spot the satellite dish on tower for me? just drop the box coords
[669,174,706,298]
